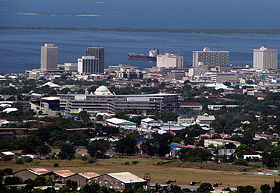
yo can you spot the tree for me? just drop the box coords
[37,145,51,156]
[58,185,71,193]
[96,115,103,121]
[262,151,276,168]
[67,133,88,146]
[233,158,249,166]
[4,176,22,185]
[236,185,256,193]
[79,111,90,122]
[272,181,280,193]
[80,183,100,193]
[260,184,271,193]
[235,144,252,159]
[180,148,212,162]
[16,136,42,153]
[0,168,13,176]
[59,143,76,159]
[87,140,110,158]
[196,183,213,193]
[169,184,181,193]
[115,136,138,155]
[66,180,78,191]
[115,110,128,120]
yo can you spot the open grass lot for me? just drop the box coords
[0,157,279,188]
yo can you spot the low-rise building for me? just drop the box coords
[204,139,241,148]
[177,116,195,125]
[92,172,147,191]
[196,114,215,125]
[14,168,51,181]
[207,105,239,111]
[52,170,76,183]
[180,102,203,111]
[60,86,179,114]
[67,172,100,186]
[140,118,161,129]
[106,118,137,130]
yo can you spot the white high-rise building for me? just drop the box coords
[253,46,278,70]
[78,56,100,74]
[156,53,183,68]
[40,43,58,71]
[192,47,229,67]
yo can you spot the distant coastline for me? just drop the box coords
[2,26,280,34]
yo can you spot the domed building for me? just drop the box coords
[94,86,113,95]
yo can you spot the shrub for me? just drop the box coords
[132,160,139,165]
[233,158,249,166]
[24,157,33,163]
[15,159,24,164]
[1,155,13,161]
[53,163,59,167]
[88,158,97,163]
[123,161,130,165]
[81,156,88,161]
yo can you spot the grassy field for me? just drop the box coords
[1,157,279,188]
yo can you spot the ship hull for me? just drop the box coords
[128,54,156,61]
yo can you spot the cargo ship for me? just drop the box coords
[128,49,159,61]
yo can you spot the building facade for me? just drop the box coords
[40,44,58,71]
[156,53,183,68]
[86,47,104,73]
[78,56,101,74]
[60,92,178,114]
[92,172,147,191]
[192,47,229,67]
[253,46,278,70]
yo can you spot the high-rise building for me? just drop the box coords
[156,53,183,68]
[86,47,104,73]
[253,46,278,70]
[78,56,101,74]
[192,47,229,67]
[40,43,58,71]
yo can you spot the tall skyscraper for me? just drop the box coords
[253,46,278,70]
[156,53,183,68]
[86,47,104,73]
[40,43,58,71]
[192,47,229,67]
[78,56,100,74]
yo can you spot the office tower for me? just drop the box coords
[78,56,101,74]
[192,47,229,67]
[86,47,104,73]
[253,46,278,70]
[40,43,58,71]
[156,53,183,68]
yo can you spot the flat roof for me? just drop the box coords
[59,93,177,97]
[107,172,146,183]
[106,118,136,125]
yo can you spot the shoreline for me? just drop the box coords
[2,26,280,34]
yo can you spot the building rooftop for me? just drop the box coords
[141,118,156,123]
[79,172,100,179]
[107,172,146,183]
[53,170,76,178]
[106,118,135,125]
[94,85,113,95]
[28,168,50,176]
